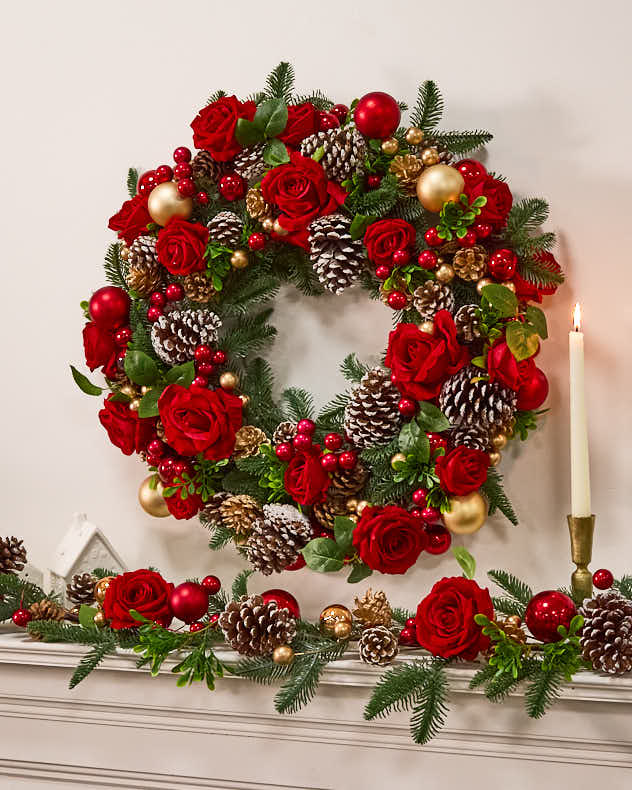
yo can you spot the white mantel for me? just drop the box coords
[0,630,631,789]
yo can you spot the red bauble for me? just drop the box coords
[297,419,316,435]
[292,433,312,450]
[427,432,448,453]
[189,622,205,632]
[173,146,192,163]
[114,327,132,347]
[392,248,410,266]
[412,488,428,506]
[261,589,300,619]
[191,375,208,388]
[173,459,193,479]
[146,306,163,322]
[219,173,247,201]
[147,439,165,458]
[593,568,614,590]
[525,590,577,643]
[488,248,518,281]
[424,227,442,247]
[137,170,157,195]
[165,282,184,301]
[366,174,382,189]
[275,442,294,461]
[196,360,215,377]
[318,111,340,131]
[285,554,307,571]
[320,452,338,471]
[473,222,492,239]
[354,92,401,139]
[150,291,167,308]
[158,457,176,484]
[424,524,452,555]
[195,191,209,205]
[12,608,31,628]
[517,367,549,411]
[201,574,222,595]
[399,626,417,646]
[387,290,408,310]
[405,617,416,628]
[338,450,357,470]
[177,177,196,198]
[174,162,193,180]
[209,613,220,627]
[410,507,424,520]
[375,265,391,280]
[421,506,441,523]
[89,286,130,330]
[331,104,349,123]
[458,230,477,247]
[155,164,173,182]
[398,397,417,417]
[169,582,209,624]
[194,344,212,362]
[248,232,266,251]
[418,250,438,270]
[324,432,343,451]
[212,350,227,365]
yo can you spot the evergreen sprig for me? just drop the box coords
[232,654,293,684]
[70,639,117,689]
[103,243,127,289]
[524,665,565,719]
[614,576,632,599]
[281,387,315,422]
[431,130,493,154]
[487,570,533,613]
[219,308,277,359]
[264,62,295,103]
[481,468,518,525]
[207,523,236,551]
[340,353,370,384]
[410,81,444,130]
[126,168,139,198]
[231,569,253,600]
[0,573,48,612]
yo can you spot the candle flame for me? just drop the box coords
[573,303,582,331]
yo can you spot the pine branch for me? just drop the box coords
[431,130,492,154]
[264,62,295,103]
[409,660,449,745]
[92,568,116,580]
[481,468,518,525]
[524,665,565,719]
[127,168,139,198]
[491,597,527,617]
[0,573,47,607]
[505,198,549,237]
[222,468,265,500]
[219,275,280,318]
[208,524,235,551]
[207,590,229,616]
[364,659,433,719]
[392,197,426,223]
[231,569,253,600]
[27,621,107,645]
[345,174,400,217]
[206,89,227,105]
[104,243,128,289]
[240,357,284,435]
[340,353,370,383]
[292,90,333,111]
[274,655,325,715]
[517,254,565,288]
[487,570,533,607]
[316,392,349,433]
[281,387,315,422]
[232,655,292,685]
[392,607,415,625]
[219,309,277,359]
[69,638,117,689]
[469,663,497,690]
[614,575,632,599]
[410,81,444,131]
[128,299,158,359]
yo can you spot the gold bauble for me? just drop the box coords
[419,320,435,335]
[141,385,151,395]
[435,263,455,284]
[94,576,114,604]
[443,492,488,535]
[346,497,359,513]
[147,181,193,226]
[333,620,353,640]
[272,645,295,665]
[261,217,274,233]
[415,164,465,213]
[239,394,251,408]
[230,250,249,269]
[476,277,493,296]
[506,615,522,628]
[93,611,107,628]
[273,218,289,236]
[356,500,369,516]
[319,604,353,636]
[138,475,170,518]
[119,244,130,261]
[219,371,238,390]
[405,126,424,146]
[489,451,501,467]
[491,433,508,450]
[420,147,440,166]
[120,383,137,399]
[381,137,399,156]
[390,452,406,469]
[129,398,141,412]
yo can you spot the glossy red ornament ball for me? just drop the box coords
[375,265,391,280]
[149,291,167,308]
[297,419,316,436]
[338,450,357,470]
[405,617,416,628]
[318,111,340,131]
[169,582,209,624]
[147,439,165,458]
[418,250,438,270]
[261,589,300,619]
[158,457,176,484]
[320,452,339,471]
[191,375,208,388]
[392,248,410,266]
[173,162,192,180]
[473,222,492,239]
[331,104,349,123]
[456,159,487,183]
[424,524,452,555]
[398,397,417,417]
[137,170,157,195]
[173,146,191,163]
[114,327,132,347]
[196,360,215,377]
[517,367,548,411]
[248,232,266,251]
[366,174,382,189]
[209,613,220,627]
[165,282,184,301]
[525,590,577,643]
[354,92,401,139]
[146,306,162,322]
[410,507,424,520]
[458,229,478,248]
[201,575,222,595]
[293,433,312,450]
[399,626,417,646]
[194,344,212,362]
[427,432,448,453]
[488,248,518,281]
[275,442,294,461]
[219,172,247,201]
[387,290,408,310]
[89,286,130,329]
[424,227,442,247]
[155,165,174,183]
[324,432,343,451]
[421,506,441,524]
[12,608,31,628]
[173,459,192,479]
[412,488,428,506]
[189,622,205,633]
[195,191,209,205]
[177,177,196,198]
[285,553,307,571]
[593,569,614,590]
[212,350,227,365]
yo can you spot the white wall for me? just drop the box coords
[3,0,632,619]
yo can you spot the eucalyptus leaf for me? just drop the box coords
[263,138,290,166]
[165,361,196,387]
[525,305,548,339]
[124,350,160,386]
[78,605,99,628]
[301,538,345,573]
[399,420,422,454]
[138,386,163,419]
[70,365,103,396]
[235,118,264,146]
[452,546,476,579]
[349,214,376,241]
[481,284,518,318]
[506,321,540,361]
[347,563,373,584]
[416,402,451,433]
[254,98,288,137]
[333,516,356,555]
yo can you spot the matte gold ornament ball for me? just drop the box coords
[416,164,465,213]
[230,250,249,269]
[219,371,238,390]
[435,263,455,284]
[381,137,399,155]
[421,147,440,166]
[476,277,493,295]
[320,604,353,636]
[405,127,424,146]
[94,576,115,604]
[147,181,193,226]
[272,645,295,665]
[443,492,488,535]
[138,475,170,518]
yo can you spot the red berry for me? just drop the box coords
[114,327,132,347]
[392,248,410,266]
[174,162,192,180]
[155,164,174,183]
[191,375,208,388]
[331,104,349,123]
[293,433,312,450]
[473,222,492,238]
[421,506,441,523]
[417,250,438,270]
[149,291,167,307]
[194,344,212,362]
[158,457,176,484]
[189,622,205,632]
[212,350,227,365]
[427,432,448,453]
[320,452,339,471]
[173,146,191,163]
[488,248,518,281]
[405,617,416,628]
[458,229,478,247]
[146,454,162,467]
[147,439,165,458]
[137,170,157,195]
[177,177,196,198]
[398,397,417,417]
[147,306,163,322]
[399,626,417,646]
[173,459,192,479]
[412,488,428,506]
[12,608,31,628]
[375,265,391,280]
[201,575,222,595]
[424,524,452,555]
[387,290,408,310]
[248,232,266,251]
[366,174,382,189]
[165,282,184,301]
[219,173,247,201]
[593,568,614,590]
[410,507,424,519]
[275,442,293,461]
[338,450,357,470]
[196,360,215,377]
[318,111,340,131]
[297,419,316,435]
[195,191,209,205]
[424,227,442,247]
[285,554,307,571]
[324,433,343,451]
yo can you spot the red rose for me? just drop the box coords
[278,102,318,147]
[103,569,174,630]
[283,444,330,505]
[99,395,155,456]
[385,311,469,401]
[512,252,562,303]
[83,322,118,379]
[108,194,152,245]
[261,152,346,249]
[415,576,494,659]
[158,384,242,460]
[156,218,209,276]
[363,219,416,267]
[465,175,513,230]
[436,446,489,496]
[486,339,522,390]
[166,488,204,520]
[352,505,426,575]
[191,95,256,162]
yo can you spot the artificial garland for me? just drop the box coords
[70,63,563,583]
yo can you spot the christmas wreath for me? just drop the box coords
[71,63,563,583]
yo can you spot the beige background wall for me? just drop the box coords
[3,0,632,618]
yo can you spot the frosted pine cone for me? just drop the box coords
[151,308,222,365]
[219,594,297,657]
[308,213,366,294]
[449,423,491,452]
[580,592,632,675]
[439,365,517,431]
[66,573,97,606]
[413,280,455,321]
[358,625,399,666]
[272,421,297,445]
[233,144,267,182]
[206,211,244,247]
[454,304,482,343]
[245,504,311,575]
[125,235,164,297]
[300,127,366,183]
[343,367,402,449]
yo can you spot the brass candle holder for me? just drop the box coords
[567,515,595,602]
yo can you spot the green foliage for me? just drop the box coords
[524,665,565,719]
[475,614,527,681]
[219,308,277,359]
[240,357,284,435]
[104,243,128,289]
[235,443,288,503]
[70,638,117,689]
[281,387,315,422]
[431,130,493,155]
[165,457,229,503]
[614,575,632,599]
[481,283,518,318]
[231,569,253,600]
[171,632,226,690]
[127,167,139,198]
[481,468,518,525]
[491,597,527,617]
[392,607,415,625]
[292,90,333,111]
[219,273,280,318]
[316,392,349,433]
[518,252,565,288]
[340,353,370,384]
[70,365,103,396]
[452,546,476,579]
[437,193,487,241]
[124,350,160,386]
[503,198,564,288]
[410,80,444,130]
[540,616,586,680]
[345,174,400,218]
[506,321,540,362]
[506,198,549,237]
[232,654,293,684]
[301,538,345,573]
[207,523,235,551]
[487,569,532,612]
[513,409,546,440]
[128,300,158,360]
[333,516,356,555]
[409,661,450,745]
[347,562,373,584]
[92,568,116,580]
[0,573,48,614]
[263,61,295,103]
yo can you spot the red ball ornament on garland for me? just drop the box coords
[375,265,391,280]
[297,419,316,435]
[137,169,157,195]
[173,146,191,163]
[392,248,410,266]
[248,232,266,251]
[219,173,247,201]
[147,306,163,322]
[261,589,300,619]
[424,227,442,247]
[318,111,340,131]
[196,360,215,377]
[320,452,339,471]
[169,582,209,624]
[177,177,196,198]
[114,327,132,347]
[189,622,205,633]
[324,432,343,451]
[458,229,477,248]
[338,450,357,470]
[174,162,193,180]
[150,291,167,308]
[488,248,518,281]
[455,159,487,184]
[155,164,173,182]
[473,222,492,239]
[421,506,441,523]
[354,92,401,139]
[89,286,130,330]
[12,608,31,628]
[194,344,212,362]
[275,442,294,461]
[191,375,208,388]
[418,250,438,270]
[387,290,408,310]
[195,191,209,205]
[412,488,428,506]
[517,367,549,411]
[212,350,227,365]
[424,524,452,555]
[398,397,417,417]
[293,433,312,450]
[593,568,614,590]
[165,282,184,302]
[330,104,349,123]
[399,626,417,646]
[525,590,577,643]
[201,574,222,595]
[366,174,382,190]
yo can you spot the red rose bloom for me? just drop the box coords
[385,311,469,400]
[99,396,155,456]
[352,505,426,575]
[166,488,204,520]
[190,95,256,162]
[487,339,534,391]
[464,175,513,230]
[83,322,118,379]
[108,194,152,246]
[156,218,209,276]
[416,576,494,660]
[512,252,562,303]
[278,102,318,147]
[158,384,242,460]
[261,152,346,249]
[103,569,174,630]
[436,446,489,496]
[363,219,416,267]
[283,444,330,506]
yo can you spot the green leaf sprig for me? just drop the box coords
[437,193,487,241]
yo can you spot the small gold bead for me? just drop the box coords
[391,452,406,469]
[261,217,274,233]
[272,645,295,665]
[421,147,440,166]
[503,281,516,292]
[230,250,249,269]
[93,611,106,628]
[405,127,424,146]
[492,433,508,450]
[140,385,151,395]
[347,513,358,524]
[273,218,289,236]
[239,394,250,408]
[333,620,353,639]
[356,500,369,516]
[346,497,359,513]
[120,384,137,399]
[219,371,238,391]
[506,615,522,627]
[419,320,435,335]
[435,263,455,284]
[476,277,493,295]
[129,398,141,412]
[381,137,399,156]
[489,451,501,466]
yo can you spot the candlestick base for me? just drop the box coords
[567,514,595,603]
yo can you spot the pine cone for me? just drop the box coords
[453,246,488,281]
[413,280,455,321]
[245,504,311,575]
[449,423,491,452]
[66,573,97,605]
[358,625,399,666]
[496,615,527,646]
[29,599,66,622]
[300,127,366,183]
[246,188,271,220]
[353,589,392,627]
[344,367,402,449]
[125,235,164,297]
[272,421,297,445]
[206,211,244,247]
[308,213,366,294]
[389,154,424,195]
[182,271,216,303]
[151,308,222,365]
[233,143,267,183]
[220,495,264,536]
[329,459,369,498]
[233,426,269,459]
[201,492,231,526]
[0,536,26,575]
[439,365,517,431]
[313,497,348,531]
[454,304,482,343]
[191,150,227,184]
[219,593,298,656]
[580,592,632,675]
